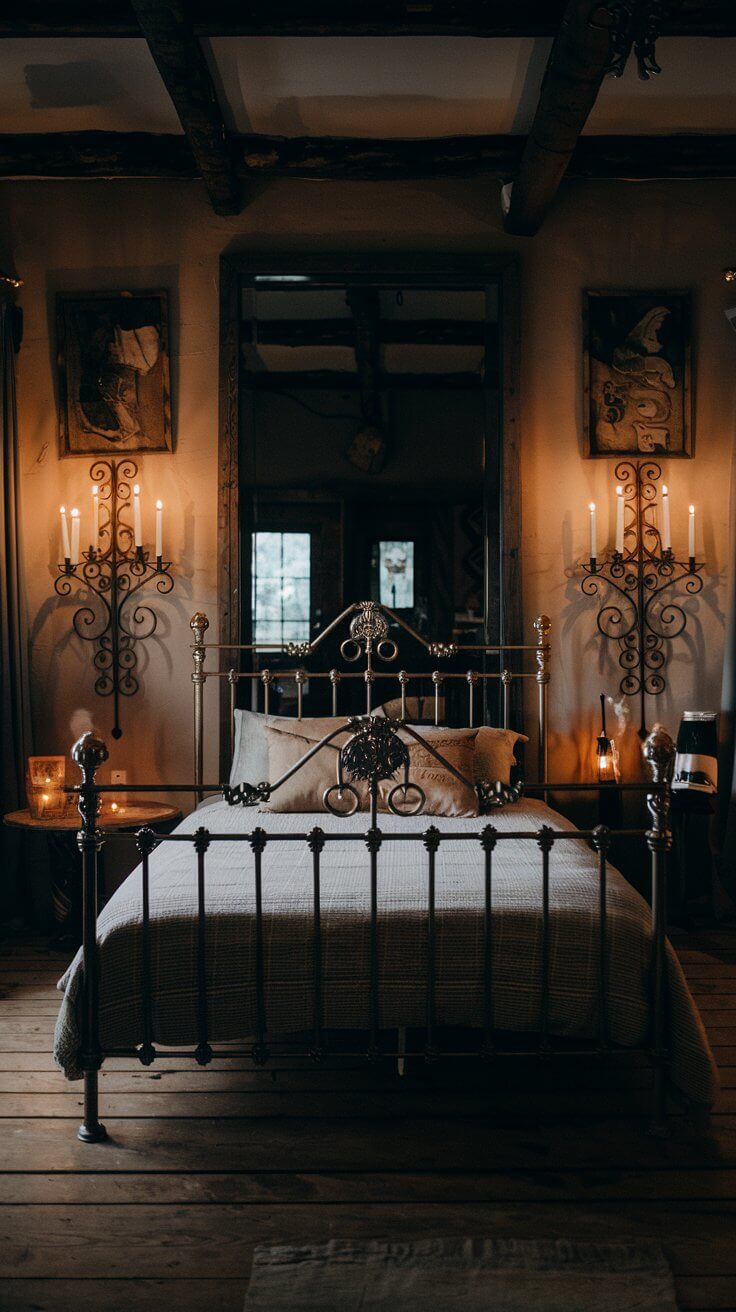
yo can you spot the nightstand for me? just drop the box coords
[3,802,182,950]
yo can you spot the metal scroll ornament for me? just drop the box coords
[54,458,174,740]
[580,460,703,739]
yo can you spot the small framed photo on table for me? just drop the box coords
[583,290,692,458]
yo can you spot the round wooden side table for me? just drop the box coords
[3,803,182,950]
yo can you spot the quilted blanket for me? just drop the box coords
[54,798,718,1105]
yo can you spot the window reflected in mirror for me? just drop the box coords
[251,530,311,646]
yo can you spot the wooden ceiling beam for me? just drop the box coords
[1,131,735,182]
[503,0,617,236]
[2,1,734,37]
[128,0,240,214]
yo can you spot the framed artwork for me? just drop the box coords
[57,290,172,456]
[583,290,692,458]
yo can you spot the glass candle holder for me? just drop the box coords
[25,756,67,820]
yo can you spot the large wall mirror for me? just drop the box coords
[219,255,520,763]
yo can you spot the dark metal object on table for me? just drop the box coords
[581,460,704,738]
[54,458,174,740]
[69,720,676,1142]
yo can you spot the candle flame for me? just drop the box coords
[70,507,79,518]
[588,502,596,512]
[689,504,695,514]
[60,505,66,515]
[616,486,623,496]
[156,499,163,510]
[42,794,49,802]
[110,802,118,812]
[92,484,98,495]
[662,485,668,495]
[133,484,140,495]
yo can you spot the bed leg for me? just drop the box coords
[78,1070,107,1144]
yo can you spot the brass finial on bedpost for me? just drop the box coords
[642,722,675,1136]
[190,612,210,799]
[533,615,551,785]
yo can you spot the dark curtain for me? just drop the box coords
[717,428,736,910]
[0,293,32,926]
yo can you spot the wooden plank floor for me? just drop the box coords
[0,930,735,1311]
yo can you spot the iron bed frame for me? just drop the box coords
[67,600,675,1145]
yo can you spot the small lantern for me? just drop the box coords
[595,694,619,785]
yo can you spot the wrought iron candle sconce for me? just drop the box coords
[581,460,704,739]
[54,458,174,740]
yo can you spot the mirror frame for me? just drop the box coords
[218,252,521,772]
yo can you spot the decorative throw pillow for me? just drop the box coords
[474,726,528,786]
[230,710,351,788]
[260,718,368,813]
[378,726,478,818]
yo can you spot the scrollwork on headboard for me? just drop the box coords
[190,598,552,799]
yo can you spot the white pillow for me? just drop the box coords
[229,710,351,787]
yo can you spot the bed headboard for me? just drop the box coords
[189,600,551,790]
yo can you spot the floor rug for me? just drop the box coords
[243,1236,678,1310]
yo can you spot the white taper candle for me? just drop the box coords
[133,484,143,548]
[70,508,80,565]
[60,506,70,560]
[91,484,99,547]
[688,504,695,559]
[615,485,624,555]
[661,484,671,551]
[155,499,163,559]
[589,502,597,561]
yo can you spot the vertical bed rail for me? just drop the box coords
[250,827,270,1065]
[537,825,554,1054]
[592,825,611,1054]
[365,826,383,1061]
[644,726,675,1132]
[72,732,109,1144]
[423,826,441,1062]
[534,614,551,785]
[480,825,497,1057]
[308,827,326,1061]
[193,827,213,1066]
[190,612,209,802]
[137,826,157,1067]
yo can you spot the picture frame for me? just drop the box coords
[583,290,692,458]
[57,290,172,456]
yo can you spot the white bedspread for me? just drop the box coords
[54,798,718,1105]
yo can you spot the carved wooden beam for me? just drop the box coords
[1,131,735,182]
[129,0,240,214]
[3,1,733,36]
[0,132,197,177]
[503,0,618,236]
